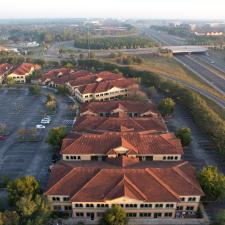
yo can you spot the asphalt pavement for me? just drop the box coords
[0,87,74,188]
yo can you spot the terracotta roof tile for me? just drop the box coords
[0,63,12,76]
[74,115,167,133]
[60,132,183,156]
[45,160,203,202]
[80,100,159,117]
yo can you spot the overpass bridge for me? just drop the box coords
[161,46,208,54]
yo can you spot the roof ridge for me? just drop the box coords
[172,163,203,193]
[124,174,147,200]
[145,168,179,199]
[122,134,138,153]
[158,134,181,152]
[129,117,146,130]
[70,169,102,201]
[60,134,83,154]
[45,166,76,195]
[103,174,125,200]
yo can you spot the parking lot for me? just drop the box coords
[0,87,74,188]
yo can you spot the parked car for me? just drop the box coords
[36,124,45,129]
[41,119,50,124]
[0,136,7,141]
[44,115,51,121]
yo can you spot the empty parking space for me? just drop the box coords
[0,88,73,187]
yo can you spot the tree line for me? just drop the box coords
[74,36,157,49]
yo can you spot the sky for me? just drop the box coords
[0,0,224,20]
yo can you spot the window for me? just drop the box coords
[164,212,173,217]
[64,206,72,210]
[140,213,151,217]
[86,204,94,208]
[155,204,163,208]
[140,204,152,208]
[186,206,194,211]
[63,197,70,201]
[188,197,196,202]
[76,212,84,217]
[53,205,61,211]
[174,156,178,160]
[77,156,81,160]
[97,204,108,208]
[176,206,183,210]
[154,213,162,218]
[166,204,174,208]
[127,213,137,217]
[180,197,185,202]
[97,212,104,217]
[125,204,137,208]
[163,156,166,160]
[52,197,60,201]
[66,156,69,160]
[75,203,83,208]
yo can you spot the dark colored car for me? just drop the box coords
[0,136,7,141]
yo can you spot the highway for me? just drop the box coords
[192,54,225,74]
[158,73,225,109]
[175,55,225,95]
[145,28,225,100]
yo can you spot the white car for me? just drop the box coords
[44,116,51,121]
[36,124,45,129]
[41,119,50,124]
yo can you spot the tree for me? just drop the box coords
[46,126,66,149]
[158,98,175,117]
[29,85,41,96]
[176,127,192,146]
[17,129,27,140]
[0,123,7,135]
[6,176,50,225]
[7,77,16,87]
[57,84,69,95]
[99,205,128,225]
[89,51,96,59]
[7,176,40,205]
[215,209,225,225]
[65,63,74,70]
[198,166,225,201]
[1,211,20,225]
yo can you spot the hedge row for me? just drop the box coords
[78,59,225,155]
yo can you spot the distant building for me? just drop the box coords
[60,132,183,161]
[0,63,13,84]
[8,63,41,83]
[194,31,223,36]
[45,158,203,222]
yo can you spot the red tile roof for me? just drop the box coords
[41,68,71,82]
[0,63,12,76]
[74,114,167,133]
[68,71,123,88]
[12,63,38,76]
[80,100,159,117]
[60,132,183,156]
[77,78,137,94]
[45,159,203,202]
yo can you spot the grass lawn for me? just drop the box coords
[104,54,225,102]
